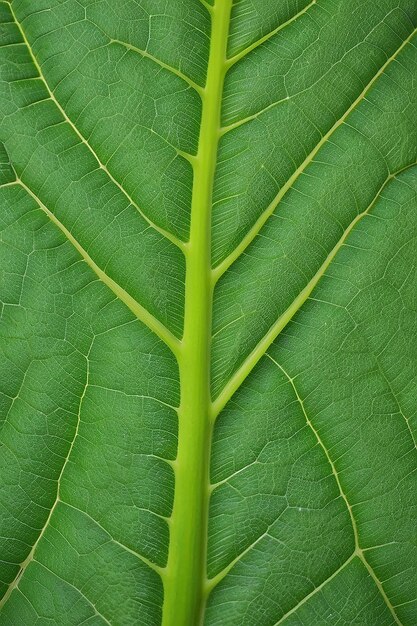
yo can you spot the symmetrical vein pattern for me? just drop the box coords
[1,0,417,625]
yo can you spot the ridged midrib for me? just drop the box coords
[160,2,233,625]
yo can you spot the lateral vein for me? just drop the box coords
[12,179,181,355]
[8,3,185,251]
[213,26,417,281]
[373,352,417,451]
[226,0,317,69]
[32,561,112,626]
[205,518,286,593]
[360,557,404,626]
[267,355,403,626]
[109,38,204,96]
[60,501,164,576]
[211,164,417,418]
[272,553,356,625]
[220,26,417,136]
[0,342,93,611]
[266,355,361,547]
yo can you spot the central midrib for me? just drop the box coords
[161,2,232,625]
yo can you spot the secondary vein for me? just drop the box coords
[211,163,417,419]
[8,3,185,251]
[267,355,403,626]
[13,179,181,356]
[213,25,417,281]
[226,0,317,69]
[109,38,204,96]
[0,342,93,612]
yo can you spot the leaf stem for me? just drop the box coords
[161,2,232,624]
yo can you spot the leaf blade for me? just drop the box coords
[1,1,417,624]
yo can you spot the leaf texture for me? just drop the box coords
[0,0,417,624]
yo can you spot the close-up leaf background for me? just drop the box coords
[1,0,417,624]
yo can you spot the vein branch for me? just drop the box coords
[0,336,163,613]
[225,0,317,69]
[266,355,361,548]
[60,501,164,576]
[221,26,417,136]
[0,342,93,611]
[8,3,185,251]
[199,0,213,12]
[109,38,204,96]
[267,355,403,626]
[272,554,355,625]
[373,352,417,451]
[33,561,112,625]
[12,179,181,356]
[213,25,417,282]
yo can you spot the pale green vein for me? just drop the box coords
[205,513,286,593]
[11,179,181,355]
[206,348,361,593]
[360,557,404,626]
[211,165,416,419]
[161,2,232,624]
[267,354,403,626]
[226,0,317,69]
[0,343,92,612]
[209,455,260,490]
[1,361,31,426]
[31,561,112,626]
[266,355,360,547]
[211,212,369,417]
[373,352,417,451]
[59,501,165,576]
[273,554,356,625]
[199,0,213,13]
[8,3,185,251]
[0,41,26,49]
[88,384,179,413]
[0,337,164,610]
[221,24,417,135]
[109,38,204,96]
[213,26,417,281]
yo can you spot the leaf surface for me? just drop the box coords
[0,0,417,624]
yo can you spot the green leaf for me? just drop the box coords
[0,1,417,624]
